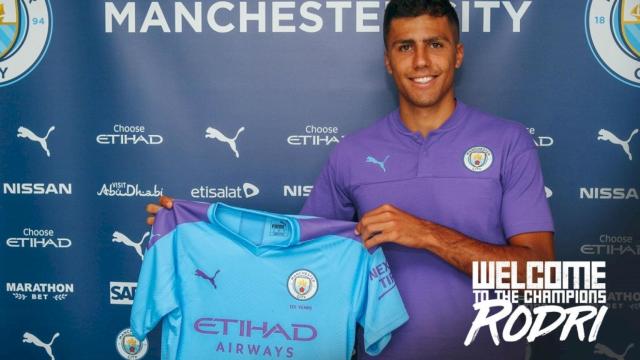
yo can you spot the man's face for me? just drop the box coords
[384,14,464,111]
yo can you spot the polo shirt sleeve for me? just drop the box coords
[500,126,555,239]
[130,228,179,341]
[300,145,356,221]
[354,247,409,356]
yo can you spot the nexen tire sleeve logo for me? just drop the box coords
[0,0,52,86]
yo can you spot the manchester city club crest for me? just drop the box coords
[0,0,52,87]
[586,0,640,87]
[464,146,494,172]
[287,269,318,301]
[115,328,148,359]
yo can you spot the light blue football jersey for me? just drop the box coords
[130,200,408,359]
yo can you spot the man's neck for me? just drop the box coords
[398,96,457,137]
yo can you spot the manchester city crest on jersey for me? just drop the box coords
[0,0,52,87]
[115,328,148,359]
[464,146,494,172]
[287,269,318,301]
[586,0,640,88]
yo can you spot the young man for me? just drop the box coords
[147,1,554,358]
[299,0,554,358]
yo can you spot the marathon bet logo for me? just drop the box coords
[7,282,74,301]
[2,183,72,195]
[287,125,343,146]
[98,182,164,197]
[110,281,137,305]
[283,185,313,197]
[96,124,163,145]
[191,182,259,199]
[606,291,640,311]
[6,228,72,248]
[581,234,639,256]
[580,187,639,200]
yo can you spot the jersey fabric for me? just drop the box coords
[131,200,408,360]
[301,101,555,359]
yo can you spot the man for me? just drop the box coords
[147,1,554,358]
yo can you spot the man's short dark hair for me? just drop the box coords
[383,0,460,48]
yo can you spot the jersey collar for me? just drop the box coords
[208,202,300,256]
[390,100,467,142]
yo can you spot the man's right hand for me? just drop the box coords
[146,195,174,225]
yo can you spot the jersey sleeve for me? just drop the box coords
[500,126,555,238]
[354,247,409,356]
[300,146,356,221]
[130,229,179,341]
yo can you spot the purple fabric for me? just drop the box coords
[297,217,378,254]
[147,200,210,249]
[301,101,554,359]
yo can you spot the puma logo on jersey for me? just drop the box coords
[597,128,638,161]
[195,269,220,289]
[205,126,245,158]
[23,332,59,360]
[17,126,55,157]
[366,155,390,172]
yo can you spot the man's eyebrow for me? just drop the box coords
[422,36,452,44]
[391,39,416,47]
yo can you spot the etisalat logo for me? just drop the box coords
[464,261,608,347]
[96,124,163,145]
[191,182,259,199]
[98,182,164,198]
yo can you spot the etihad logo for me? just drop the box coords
[594,342,634,360]
[283,185,313,198]
[97,182,163,197]
[581,234,639,256]
[287,125,342,146]
[23,332,59,360]
[112,231,148,260]
[597,128,638,161]
[195,269,220,289]
[110,281,137,305]
[96,124,163,145]
[6,228,71,248]
[3,183,72,195]
[206,126,245,158]
[17,126,55,157]
[580,187,639,200]
[191,182,259,199]
[366,155,389,172]
[7,282,74,301]
[526,127,554,148]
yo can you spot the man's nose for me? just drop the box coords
[413,45,431,69]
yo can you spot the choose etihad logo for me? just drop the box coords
[581,234,639,256]
[287,125,342,146]
[96,124,163,145]
[526,127,554,148]
[3,183,72,195]
[22,331,59,360]
[7,282,74,301]
[110,281,137,305]
[6,228,71,248]
[191,182,259,199]
[0,0,52,87]
[98,182,164,197]
[17,126,55,157]
[580,187,639,200]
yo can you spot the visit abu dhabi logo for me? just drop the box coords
[0,0,52,87]
[586,0,640,88]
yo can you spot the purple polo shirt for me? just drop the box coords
[300,101,554,359]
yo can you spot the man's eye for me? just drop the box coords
[430,42,443,49]
[398,44,412,52]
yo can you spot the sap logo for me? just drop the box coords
[580,188,639,200]
[283,185,313,197]
[97,124,163,145]
[3,183,72,195]
[191,182,259,199]
[110,282,137,305]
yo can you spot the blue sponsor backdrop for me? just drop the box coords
[1,0,639,359]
